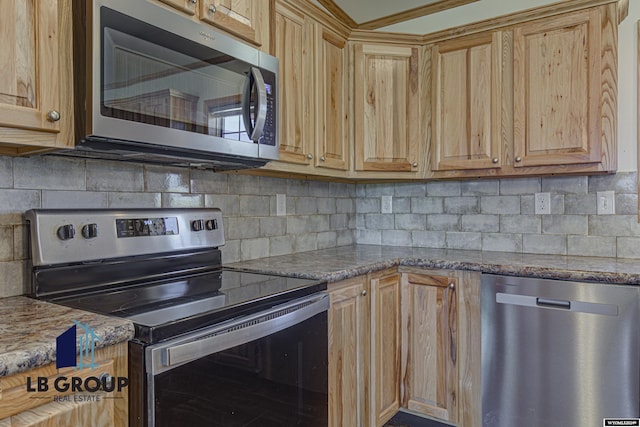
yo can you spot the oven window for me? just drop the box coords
[153,312,328,426]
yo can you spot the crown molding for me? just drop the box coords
[357,0,480,30]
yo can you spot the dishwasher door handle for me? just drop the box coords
[536,297,571,309]
[496,292,618,316]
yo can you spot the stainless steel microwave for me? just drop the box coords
[63,0,278,170]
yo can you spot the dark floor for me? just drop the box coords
[384,411,452,427]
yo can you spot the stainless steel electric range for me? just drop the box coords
[26,208,329,427]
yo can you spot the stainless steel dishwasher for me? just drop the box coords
[482,274,640,427]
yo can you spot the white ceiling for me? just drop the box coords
[331,0,444,25]
[312,0,563,34]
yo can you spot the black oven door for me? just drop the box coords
[141,293,328,427]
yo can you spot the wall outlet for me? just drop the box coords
[276,194,286,216]
[534,192,551,215]
[381,196,393,214]
[597,191,615,215]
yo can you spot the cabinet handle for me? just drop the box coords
[306,154,313,160]
[448,282,455,290]
[492,157,499,164]
[320,156,326,162]
[47,110,61,122]
[208,4,216,13]
[515,156,522,163]
[412,162,418,168]
[99,373,113,389]
[361,290,367,297]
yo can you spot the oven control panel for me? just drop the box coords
[26,208,225,266]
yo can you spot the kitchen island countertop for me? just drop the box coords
[0,296,134,377]
[227,244,640,285]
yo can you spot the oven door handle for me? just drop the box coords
[159,292,329,370]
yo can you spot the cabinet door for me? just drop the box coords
[0,343,128,427]
[513,8,603,167]
[155,0,197,15]
[354,43,421,173]
[5,396,114,427]
[273,2,314,165]
[431,32,502,171]
[315,27,349,171]
[370,272,401,426]
[328,277,369,427]
[199,0,268,48]
[400,272,458,423]
[0,0,73,153]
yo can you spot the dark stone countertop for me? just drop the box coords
[0,296,134,377]
[226,245,640,285]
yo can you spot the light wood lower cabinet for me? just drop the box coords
[328,269,402,427]
[0,394,114,427]
[0,343,128,427]
[329,268,481,427]
[369,270,401,426]
[328,276,369,427]
[399,267,482,427]
[400,270,458,423]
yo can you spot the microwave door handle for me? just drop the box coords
[242,67,268,142]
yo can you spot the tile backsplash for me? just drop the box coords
[1,154,639,298]
[355,172,640,258]
[0,155,356,297]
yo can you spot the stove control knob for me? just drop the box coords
[191,219,205,232]
[56,224,75,240]
[81,223,98,239]
[205,219,218,230]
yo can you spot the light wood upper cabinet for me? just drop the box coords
[353,43,422,175]
[273,2,314,165]
[513,7,610,168]
[430,32,503,172]
[328,276,369,427]
[0,0,74,155]
[315,26,349,171]
[155,0,198,15]
[155,0,271,50]
[427,3,617,179]
[370,270,401,426]
[262,1,349,177]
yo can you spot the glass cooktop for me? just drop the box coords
[48,268,326,344]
